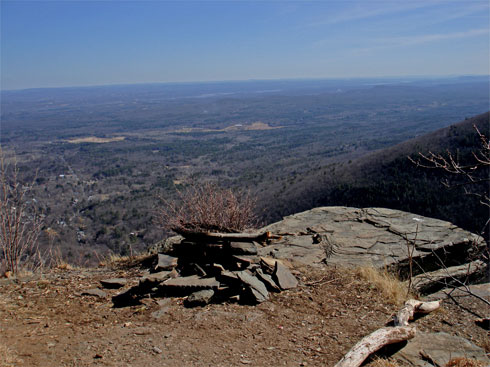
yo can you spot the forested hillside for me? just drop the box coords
[269,112,490,239]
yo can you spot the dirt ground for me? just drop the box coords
[0,264,488,367]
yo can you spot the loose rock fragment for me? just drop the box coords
[233,255,259,268]
[259,257,278,273]
[218,270,240,284]
[152,346,163,354]
[256,269,280,292]
[112,288,142,307]
[235,271,269,303]
[81,288,107,298]
[229,241,258,255]
[184,289,215,307]
[100,278,127,289]
[273,261,298,290]
[163,275,219,289]
[140,271,172,286]
[154,254,178,272]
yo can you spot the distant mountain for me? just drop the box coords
[269,112,490,238]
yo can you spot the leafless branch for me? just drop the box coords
[0,151,44,275]
[408,126,489,203]
[156,182,259,234]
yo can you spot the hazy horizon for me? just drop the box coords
[1,1,488,90]
[2,73,489,93]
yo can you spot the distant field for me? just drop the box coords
[66,136,126,144]
[173,121,282,133]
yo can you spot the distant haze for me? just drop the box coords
[1,0,489,90]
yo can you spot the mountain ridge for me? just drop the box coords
[268,112,490,237]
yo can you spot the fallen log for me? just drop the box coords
[172,228,280,242]
[335,299,441,367]
[334,326,416,367]
[394,299,441,326]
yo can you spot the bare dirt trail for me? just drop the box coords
[0,266,487,367]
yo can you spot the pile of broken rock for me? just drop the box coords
[112,231,298,308]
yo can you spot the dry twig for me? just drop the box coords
[157,182,259,234]
[0,152,43,275]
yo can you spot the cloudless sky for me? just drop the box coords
[1,0,489,90]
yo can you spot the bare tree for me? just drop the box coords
[409,125,489,238]
[157,182,259,234]
[409,124,489,207]
[408,124,489,305]
[0,152,43,275]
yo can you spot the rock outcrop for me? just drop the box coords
[391,332,489,366]
[148,207,486,298]
[259,207,486,294]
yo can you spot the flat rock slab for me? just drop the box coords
[425,282,490,302]
[412,260,485,295]
[184,289,215,307]
[235,271,269,303]
[260,207,483,269]
[232,255,259,266]
[273,261,298,290]
[163,276,219,289]
[392,331,489,366]
[229,242,258,255]
[81,288,107,298]
[154,254,178,272]
[140,271,172,287]
[100,278,127,289]
[256,269,281,292]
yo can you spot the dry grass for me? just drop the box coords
[356,266,409,306]
[368,357,404,367]
[0,343,22,367]
[106,252,153,270]
[446,357,485,367]
[53,262,72,271]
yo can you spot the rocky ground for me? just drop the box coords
[1,207,488,367]
[0,263,488,367]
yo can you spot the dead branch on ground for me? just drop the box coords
[334,299,440,367]
[334,326,416,367]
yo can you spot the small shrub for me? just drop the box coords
[157,182,258,233]
[356,266,408,306]
[0,153,43,275]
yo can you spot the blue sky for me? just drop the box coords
[1,0,489,90]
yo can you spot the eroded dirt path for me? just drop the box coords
[0,266,487,367]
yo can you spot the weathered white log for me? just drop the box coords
[394,299,422,326]
[417,300,441,313]
[394,299,441,326]
[335,299,440,367]
[172,228,280,242]
[334,326,416,367]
